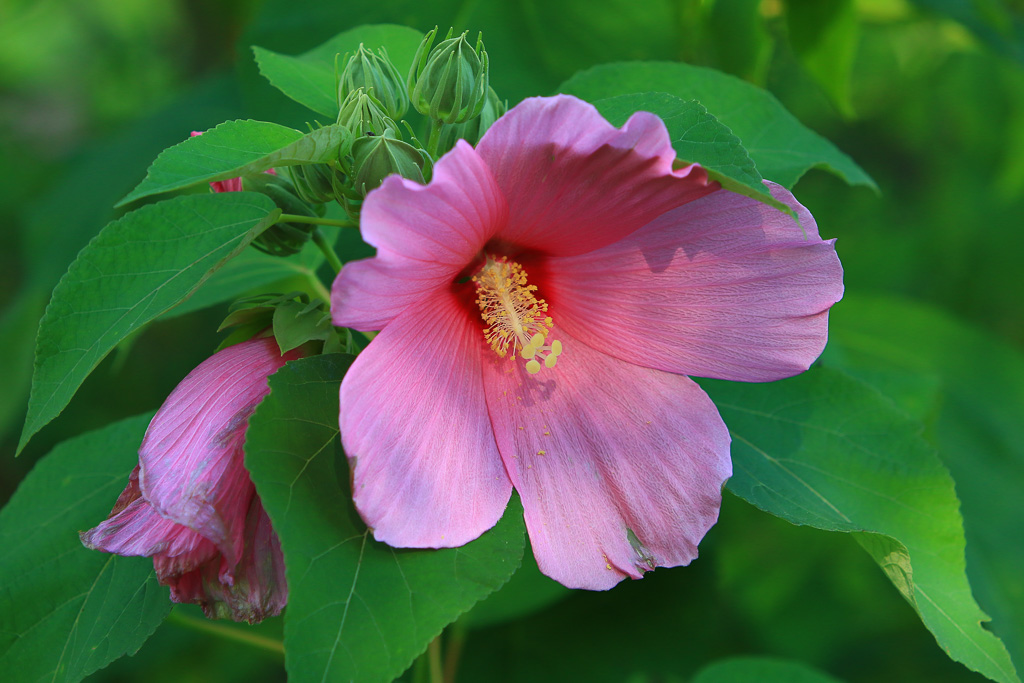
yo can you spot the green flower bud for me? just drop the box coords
[338,44,409,120]
[407,27,489,124]
[241,174,319,257]
[286,162,348,205]
[337,88,397,137]
[351,131,431,194]
[435,86,506,152]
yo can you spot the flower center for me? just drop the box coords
[472,255,563,374]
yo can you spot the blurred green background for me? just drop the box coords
[2,0,1022,681]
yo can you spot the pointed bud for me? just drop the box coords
[337,88,397,137]
[407,27,489,124]
[351,132,431,195]
[338,44,409,120]
[435,86,506,152]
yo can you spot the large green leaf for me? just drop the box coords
[692,656,845,683]
[827,294,1024,677]
[253,24,425,119]
[244,355,526,683]
[118,121,347,206]
[593,92,791,214]
[0,413,169,683]
[703,367,1018,683]
[559,62,875,189]
[18,192,280,454]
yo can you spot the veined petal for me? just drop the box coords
[164,496,287,624]
[476,95,715,257]
[139,338,289,566]
[547,183,844,382]
[340,292,512,547]
[481,327,731,590]
[333,141,507,331]
[80,466,218,575]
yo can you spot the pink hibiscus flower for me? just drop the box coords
[330,94,843,590]
[81,337,296,622]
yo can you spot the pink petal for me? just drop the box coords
[164,496,287,624]
[138,338,290,566]
[475,95,715,257]
[332,140,507,330]
[340,293,512,547]
[546,182,844,382]
[481,327,732,590]
[80,466,218,575]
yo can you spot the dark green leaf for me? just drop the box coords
[559,62,876,189]
[593,93,792,214]
[0,413,170,683]
[253,24,425,119]
[705,367,1018,683]
[18,192,280,454]
[118,121,347,206]
[786,0,859,117]
[709,0,774,83]
[827,293,1024,676]
[245,355,526,682]
[692,656,845,683]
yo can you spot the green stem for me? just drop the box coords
[312,228,344,274]
[279,213,357,229]
[442,620,466,683]
[166,610,284,658]
[426,118,445,158]
[428,635,444,683]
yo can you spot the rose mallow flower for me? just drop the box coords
[330,94,843,590]
[81,337,297,622]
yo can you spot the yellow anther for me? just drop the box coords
[526,359,541,374]
[550,340,562,356]
[544,354,558,369]
[520,345,536,359]
[529,332,545,348]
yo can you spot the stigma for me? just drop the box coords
[472,255,564,374]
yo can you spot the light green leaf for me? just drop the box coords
[593,92,792,214]
[253,24,425,119]
[0,413,169,683]
[692,656,845,683]
[118,121,347,206]
[244,355,526,683]
[705,367,1019,683]
[559,61,876,189]
[786,0,859,117]
[827,293,1024,676]
[18,192,280,454]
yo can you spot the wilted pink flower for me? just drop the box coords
[190,130,275,193]
[81,337,297,622]
[331,95,843,589]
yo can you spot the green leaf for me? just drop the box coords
[18,192,280,454]
[907,0,1024,64]
[692,656,845,683]
[786,0,859,117]
[559,61,876,189]
[244,355,527,683]
[0,413,170,683]
[708,0,774,83]
[827,294,1024,676]
[593,92,792,214]
[253,24,425,119]
[705,367,1019,683]
[118,121,347,206]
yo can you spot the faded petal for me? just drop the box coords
[163,497,287,624]
[139,338,291,568]
[340,293,512,548]
[476,95,715,256]
[80,466,218,574]
[333,141,507,331]
[481,327,732,590]
[547,183,844,382]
